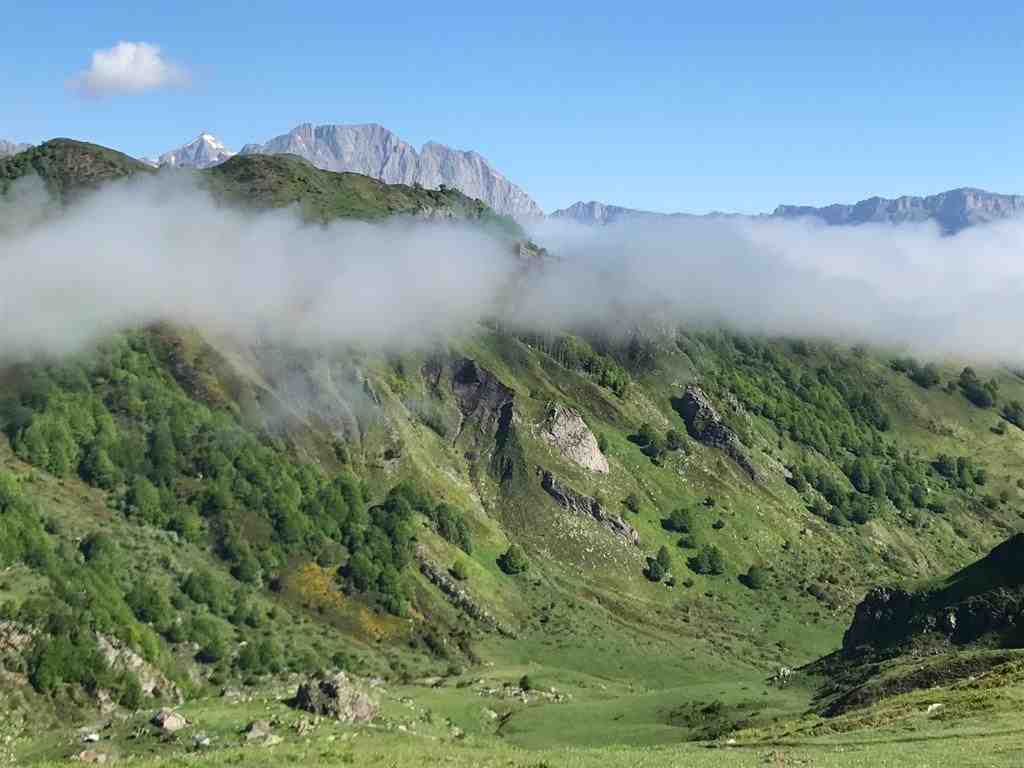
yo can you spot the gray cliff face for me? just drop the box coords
[240,123,542,218]
[0,140,32,158]
[773,187,1024,234]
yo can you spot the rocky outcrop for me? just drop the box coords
[450,358,515,438]
[539,469,639,547]
[98,634,182,702]
[240,123,542,218]
[677,384,759,480]
[842,535,1024,654]
[293,672,378,723]
[773,187,1024,235]
[416,547,515,637]
[540,403,608,473]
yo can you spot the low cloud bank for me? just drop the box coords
[3,174,1024,363]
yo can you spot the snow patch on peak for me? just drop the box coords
[158,133,235,169]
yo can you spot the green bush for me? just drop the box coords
[450,560,469,581]
[689,544,725,575]
[743,565,768,590]
[498,544,529,575]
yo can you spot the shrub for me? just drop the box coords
[689,544,725,575]
[623,494,641,514]
[79,532,119,567]
[656,545,672,573]
[498,544,529,575]
[450,560,469,581]
[743,565,768,590]
[665,507,695,533]
[665,429,686,452]
[645,557,665,582]
[126,581,174,627]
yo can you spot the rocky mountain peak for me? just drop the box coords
[240,123,542,218]
[158,133,236,169]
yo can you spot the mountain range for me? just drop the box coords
[554,188,1024,234]
[6,130,1024,232]
[772,187,1024,234]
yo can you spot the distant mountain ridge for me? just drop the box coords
[239,123,542,218]
[554,187,1024,233]
[550,200,742,225]
[772,187,1024,234]
[0,140,32,158]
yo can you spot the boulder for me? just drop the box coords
[539,404,609,473]
[293,673,378,723]
[151,708,188,733]
[243,720,273,742]
[72,751,108,764]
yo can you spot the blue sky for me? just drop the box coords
[4,2,1024,213]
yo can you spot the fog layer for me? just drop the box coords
[3,174,1024,362]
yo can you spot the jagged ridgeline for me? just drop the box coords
[2,139,1024,762]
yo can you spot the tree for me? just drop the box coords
[149,419,178,485]
[645,557,665,582]
[126,580,173,627]
[959,367,996,408]
[80,532,119,567]
[666,507,695,533]
[1003,400,1024,429]
[623,494,641,514]
[690,544,725,575]
[637,422,659,446]
[498,544,529,575]
[129,476,164,525]
[656,545,672,573]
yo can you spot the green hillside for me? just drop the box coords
[2,139,1024,766]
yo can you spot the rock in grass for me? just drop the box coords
[293,672,378,723]
[243,720,273,742]
[151,708,188,733]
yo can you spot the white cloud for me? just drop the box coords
[67,41,189,97]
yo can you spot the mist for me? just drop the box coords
[524,214,1024,361]
[3,173,1024,363]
